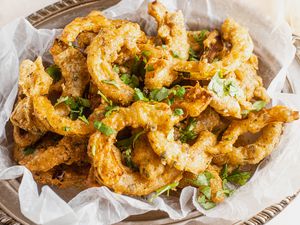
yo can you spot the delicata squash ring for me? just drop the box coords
[210,106,299,159]
[173,18,254,79]
[87,22,146,105]
[88,101,182,196]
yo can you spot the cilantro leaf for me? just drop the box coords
[94,121,115,136]
[179,118,197,143]
[146,64,154,72]
[149,87,169,101]
[120,74,139,88]
[97,90,113,106]
[142,50,151,57]
[208,72,244,98]
[227,170,251,186]
[46,65,61,82]
[134,88,149,102]
[174,108,184,116]
[78,115,89,124]
[23,146,35,155]
[188,48,199,61]
[113,64,120,73]
[104,105,119,117]
[252,101,267,111]
[198,195,216,210]
[149,182,179,202]
[102,80,120,89]
[171,50,180,58]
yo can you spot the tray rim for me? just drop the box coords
[0,0,299,225]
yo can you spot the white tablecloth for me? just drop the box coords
[0,0,299,224]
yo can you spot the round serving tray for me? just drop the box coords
[0,0,299,225]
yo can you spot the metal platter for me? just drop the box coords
[0,0,299,225]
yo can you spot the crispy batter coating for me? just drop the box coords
[10,57,52,134]
[87,23,145,105]
[144,1,189,89]
[213,122,283,166]
[235,55,270,102]
[149,1,189,60]
[33,163,90,188]
[13,126,42,148]
[174,18,253,79]
[21,136,88,172]
[88,101,182,195]
[209,106,299,155]
[148,130,216,175]
[172,84,212,117]
[10,4,300,205]
[132,134,165,180]
[52,47,90,97]
[60,11,111,44]
[32,96,91,136]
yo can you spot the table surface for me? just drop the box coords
[0,0,300,225]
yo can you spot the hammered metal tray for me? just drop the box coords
[0,0,299,225]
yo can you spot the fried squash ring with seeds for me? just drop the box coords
[209,106,299,155]
[148,129,216,175]
[143,1,189,89]
[32,96,91,136]
[88,101,182,196]
[21,136,88,172]
[174,18,253,79]
[87,23,146,105]
[52,47,90,97]
[213,122,284,166]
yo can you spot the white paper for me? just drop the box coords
[0,0,299,225]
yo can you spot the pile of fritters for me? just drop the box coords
[10,0,299,208]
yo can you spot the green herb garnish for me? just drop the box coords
[142,50,151,57]
[134,88,149,102]
[104,105,119,117]
[208,72,244,98]
[171,50,180,58]
[63,126,71,131]
[94,121,115,136]
[179,118,197,143]
[146,64,154,72]
[78,115,89,124]
[149,87,169,101]
[120,74,139,88]
[23,146,35,155]
[113,64,120,74]
[188,48,199,61]
[102,80,120,89]
[46,65,61,82]
[227,169,251,186]
[149,182,179,202]
[174,108,184,116]
[252,101,267,111]
[97,90,113,106]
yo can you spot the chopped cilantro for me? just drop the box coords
[23,146,35,155]
[113,64,120,73]
[94,121,115,136]
[149,87,169,101]
[252,101,267,111]
[171,50,180,58]
[97,90,113,106]
[78,115,89,124]
[134,88,149,102]
[120,73,139,88]
[142,50,151,57]
[227,169,251,186]
[188,48,199,61]
[104,105,119,117]
[179,118,197,143]
[102,80,120,89]
[208,72,244,98]
[146,64,154,72]
[63,126,71,131]
[149,182,179,202]
[46,65,61,82]
[174,108,184,116]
